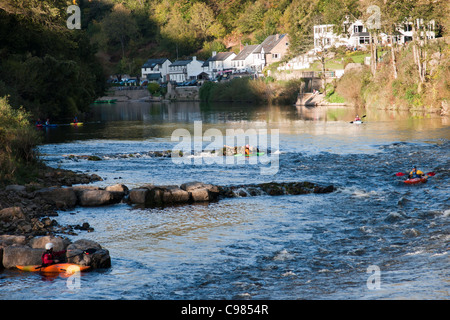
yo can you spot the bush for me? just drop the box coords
[147,82,161,95]
[0,96,41,184]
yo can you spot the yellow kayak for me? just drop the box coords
[16,263,90,273]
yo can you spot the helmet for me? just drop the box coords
[45,243,54,250]
[245,144,249,148]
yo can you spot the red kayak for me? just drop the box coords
[404,176,428,184]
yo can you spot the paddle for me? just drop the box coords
[350,115,366,123]
[67,248,97,259]
[395,172,435,177]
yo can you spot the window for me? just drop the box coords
[272,53,280,59]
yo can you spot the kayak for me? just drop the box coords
[70,122,83,126]
[16,263,90,273]
[351,120,363,124]
[234,152,265,157]
[404,176,428,184]
[94,99,117,104]
[36,124,58,128]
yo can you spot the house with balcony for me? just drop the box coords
[231,44,259,73]
[393,19,435,44]
[168,56,204,83]
[141,58,171,83]
[202,51,236,79]
[313,17,435,52]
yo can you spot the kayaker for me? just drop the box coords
[41,243,66,266]
[45,118,50,126]
[245,144,250,156]
[36,118,42,126]
[354,115,361,121]
[409,166,424,179]
[73,116,78,124]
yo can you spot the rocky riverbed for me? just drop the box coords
[0,166,109,270]
[0,164,335,271]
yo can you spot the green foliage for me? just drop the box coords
[0,96,41,184]
[199,81,217,102]
[147,82,161,95]
[199,77,302,105]
[0,8,105,121]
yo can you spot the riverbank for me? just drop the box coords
[333,38,449,116]
[0,165,110,271]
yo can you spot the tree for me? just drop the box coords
[190,2,215,41]
[100,4,139,58]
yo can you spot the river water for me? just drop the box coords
[1,101,449,300]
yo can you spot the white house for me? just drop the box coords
[232,44,259,73]
[141,58,171,83]
[202,51,236,79]
[313,20,380,51]
[393,19,436,44]
[168,56,204,83]
[313,18,435,52]
[231,34,290,73]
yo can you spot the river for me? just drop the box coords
[1,101,449,301]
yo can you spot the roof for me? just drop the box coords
[170,58,204,67]
[352,32,370,37]
[210,52,235,61]
[253,34,287,54]
[202,52,235,67]
[142,58,169,68]
[232,44,259,61]
[146,73,162,80]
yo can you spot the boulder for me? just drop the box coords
[105,184,128,202]
[129,188,150,204]
[161,185,190,204]
[180,181,220,202]
[78,189,115,206]
[5,185,26,193]
[66,239,111,269]
[29,236,69,252]
[0,207,27,222]
[0,235,27,248]
[36,187,77,208]
[2,245,43,269]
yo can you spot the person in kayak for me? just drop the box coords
[245,144,250,156]
[354,115,361,121]
[409,166,424,179]
[41,243,66,266]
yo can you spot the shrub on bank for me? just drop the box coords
[0,96,41,185]
[199,77,303,105]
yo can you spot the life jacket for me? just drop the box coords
[41,250,54,266]
[409,169,424,178]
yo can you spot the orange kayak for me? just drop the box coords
[16,263,90,273]
[404,176,428,184]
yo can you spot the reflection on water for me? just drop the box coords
[39,101,448,144]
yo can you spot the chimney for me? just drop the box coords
[212,51,217,57]
[192,56,197,61]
